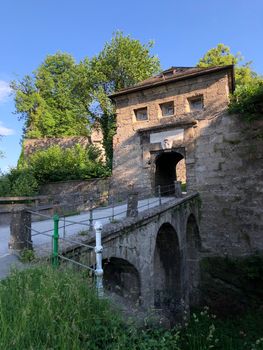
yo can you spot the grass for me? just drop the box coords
[0,267,262,350]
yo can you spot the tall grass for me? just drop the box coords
[0,266,262,349]
[0,267,122,349]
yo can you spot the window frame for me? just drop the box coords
[134,107,148,121]
[187,95,204,112]
[159,101,175,117]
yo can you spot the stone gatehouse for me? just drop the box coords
[110,65,263,257]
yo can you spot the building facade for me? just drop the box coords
[110,65,263,256]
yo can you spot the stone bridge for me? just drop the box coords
[89,192,201,324]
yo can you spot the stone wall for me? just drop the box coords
[194,116,263,256]
[111,69,263,257]
[39,178,110,198]
[23,126,105,161]
[0,178,111,225]
[112,71,230,194]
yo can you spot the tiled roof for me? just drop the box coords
[109,65,234,98]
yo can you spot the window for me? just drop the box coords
[188,96,203,112]
[135,107,148,121]
[160,102,174,117]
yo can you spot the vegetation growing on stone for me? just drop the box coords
[0,144,110,196]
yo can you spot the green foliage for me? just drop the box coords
[23,144,110,184]
[11,52,92,138]
[229,80,263,121]
[0,144,109,196]
[198,43,263,121]
[90,32,161,167]
[11,33,161,168]
[197,43,258,87]
[10,170,39,196]
[0,175,11,196]
[0,267,263,349]
[0,267,123,349]
[0,169,39,197]
[90,31,161,93]
[20,248,35,263]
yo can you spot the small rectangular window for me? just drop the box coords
[135,107,148,121]
[160,102,174,117]
[188,96,203,112]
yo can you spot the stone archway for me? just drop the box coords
[153,223,182,321]
[186,214,201,307]
[103,257,141,304]
[155,151,185,195]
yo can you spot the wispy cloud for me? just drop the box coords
[0,80,12,103]
[0,122,15,136]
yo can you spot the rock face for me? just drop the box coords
[110,66,263,256]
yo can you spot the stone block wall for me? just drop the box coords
[111,68,263,256]
[112,71,230,194]
[23,126,105,161]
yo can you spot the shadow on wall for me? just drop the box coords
[154,223,182,323]
[186,214,201,307]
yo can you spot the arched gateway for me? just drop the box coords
[155,151,186,195]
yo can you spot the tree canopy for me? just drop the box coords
[198,43,263,121]
[11,33,161,166]
[11,53,93,138]
[89,32,161,166]
[197,43,259,87]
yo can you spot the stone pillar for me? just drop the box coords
[9,209,32,251]
[174,181,182,198]
[126,192,138,217]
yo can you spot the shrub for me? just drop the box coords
[25,144,110,184]
[229,80,263,121]
[0,169,39,197]
[0,175,11,196]
[11,170,39,196]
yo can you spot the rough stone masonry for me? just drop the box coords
[110,65,263,257]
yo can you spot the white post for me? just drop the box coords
[94,221,103,298]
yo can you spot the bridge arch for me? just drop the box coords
[103,257,141,304]
[186,214,201,306]
[153,223,182,321]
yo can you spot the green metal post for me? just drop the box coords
[52,214,59,268]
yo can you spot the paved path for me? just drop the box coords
[0,196,172,279]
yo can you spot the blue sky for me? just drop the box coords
[0,0,262,170]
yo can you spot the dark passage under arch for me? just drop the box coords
[103,257,140,303]
[154,223,182,321]
[155,151,185,195]
[186,214,201,307]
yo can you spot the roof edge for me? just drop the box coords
[109,65,235,99]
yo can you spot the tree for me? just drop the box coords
[198,44,263,121]
[89,32,161,166]
[11,33,161,168]
[197,43,258,86]
[11,53,93,138]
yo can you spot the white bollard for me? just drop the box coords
[94,220,103,298]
